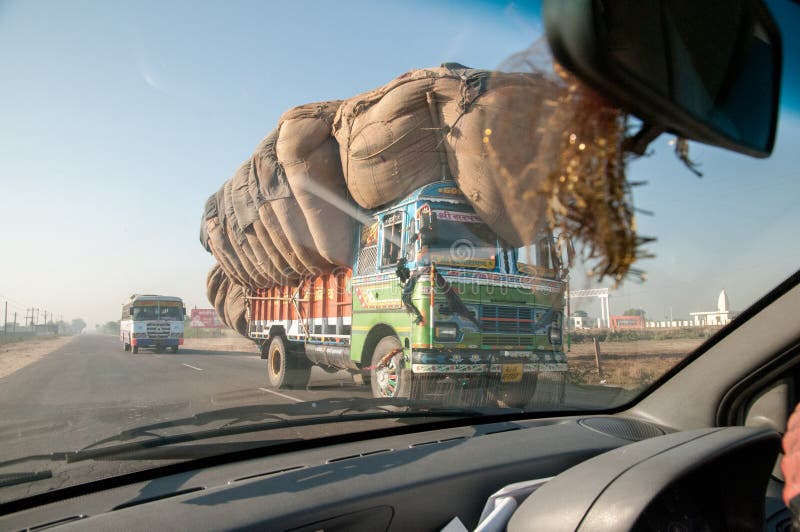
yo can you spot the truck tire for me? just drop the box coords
[132,345,139,354]
[170,346,179,353]
[370,336,411,399]
[266,336,311,389]
[123,342,130,352]
[530,372,567,406]
[496,374,538,408]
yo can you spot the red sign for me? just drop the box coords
[190,309,223,328]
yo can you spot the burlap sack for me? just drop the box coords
[333,68,451,209]
[277,101,355,268]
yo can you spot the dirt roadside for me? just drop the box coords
[566,337,707,389]
[0,336,75,379]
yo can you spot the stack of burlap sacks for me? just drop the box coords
[201,64,564,336]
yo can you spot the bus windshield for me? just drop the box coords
[131,305,182,321]
[131,307,157,321]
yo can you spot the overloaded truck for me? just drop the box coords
[120,294,186,354]
[247,181,568,406]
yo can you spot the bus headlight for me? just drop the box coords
[435,324,460,341]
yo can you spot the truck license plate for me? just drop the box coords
[501,364,523,383]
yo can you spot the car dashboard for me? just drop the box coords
[0,415,789,531]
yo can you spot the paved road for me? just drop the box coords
[0,334,631,502]
[0,335,630,451]
[0,335,371,461]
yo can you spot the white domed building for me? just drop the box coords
[690,289,739,326]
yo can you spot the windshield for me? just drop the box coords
[428,211,499,267]
[517,239,557,277]
[157,306,183,321]
[0,0,798,505]
[131,307,157,321]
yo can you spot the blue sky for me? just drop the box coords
[0,0,797,326]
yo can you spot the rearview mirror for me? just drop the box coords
[543,0,782,157]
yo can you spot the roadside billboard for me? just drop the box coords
[189,309,223,328]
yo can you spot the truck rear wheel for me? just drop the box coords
[370,336,411,399]
[123,342,130,352]
[266,336,311,389]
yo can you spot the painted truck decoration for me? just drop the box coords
[120,294,186,354]
[249,182,568,406]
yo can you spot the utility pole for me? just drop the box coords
[13,312,16,332]
[3,301,6,335]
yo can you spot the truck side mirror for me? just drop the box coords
[419,211,437,246]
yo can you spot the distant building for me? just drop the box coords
[570,315,593,329]
[610,315,645,330]
[690,289,739,326]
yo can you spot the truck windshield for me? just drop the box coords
[428,211,498,267]
[517,239,557,278]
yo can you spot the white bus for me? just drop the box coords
[120,294,185,354]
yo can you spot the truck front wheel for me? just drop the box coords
[370,336,411,399]
[496,374,537,408]
[266,336,311,390]
[132,345,139,354]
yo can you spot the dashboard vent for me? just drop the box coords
[578,417,665,441]
[409,436,466,448]
[326,448,391,463]
[231,465,305,483]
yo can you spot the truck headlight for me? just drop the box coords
[133,332,147,339]
[170,332,183,339]
[434,324,460,341]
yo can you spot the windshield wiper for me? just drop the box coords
[0,398,500,468]
[0,471,52,489]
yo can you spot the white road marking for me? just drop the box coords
[182,363,203,371]
[258,387,303,402]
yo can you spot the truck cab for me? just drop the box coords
[352,181,568,406]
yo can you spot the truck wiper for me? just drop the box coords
[0,398,498,468]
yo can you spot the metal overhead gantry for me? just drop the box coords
[569,288,611,328]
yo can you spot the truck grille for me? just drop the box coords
[146,322,170,339]
[482,335,535,347]
[479,305,550,335]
